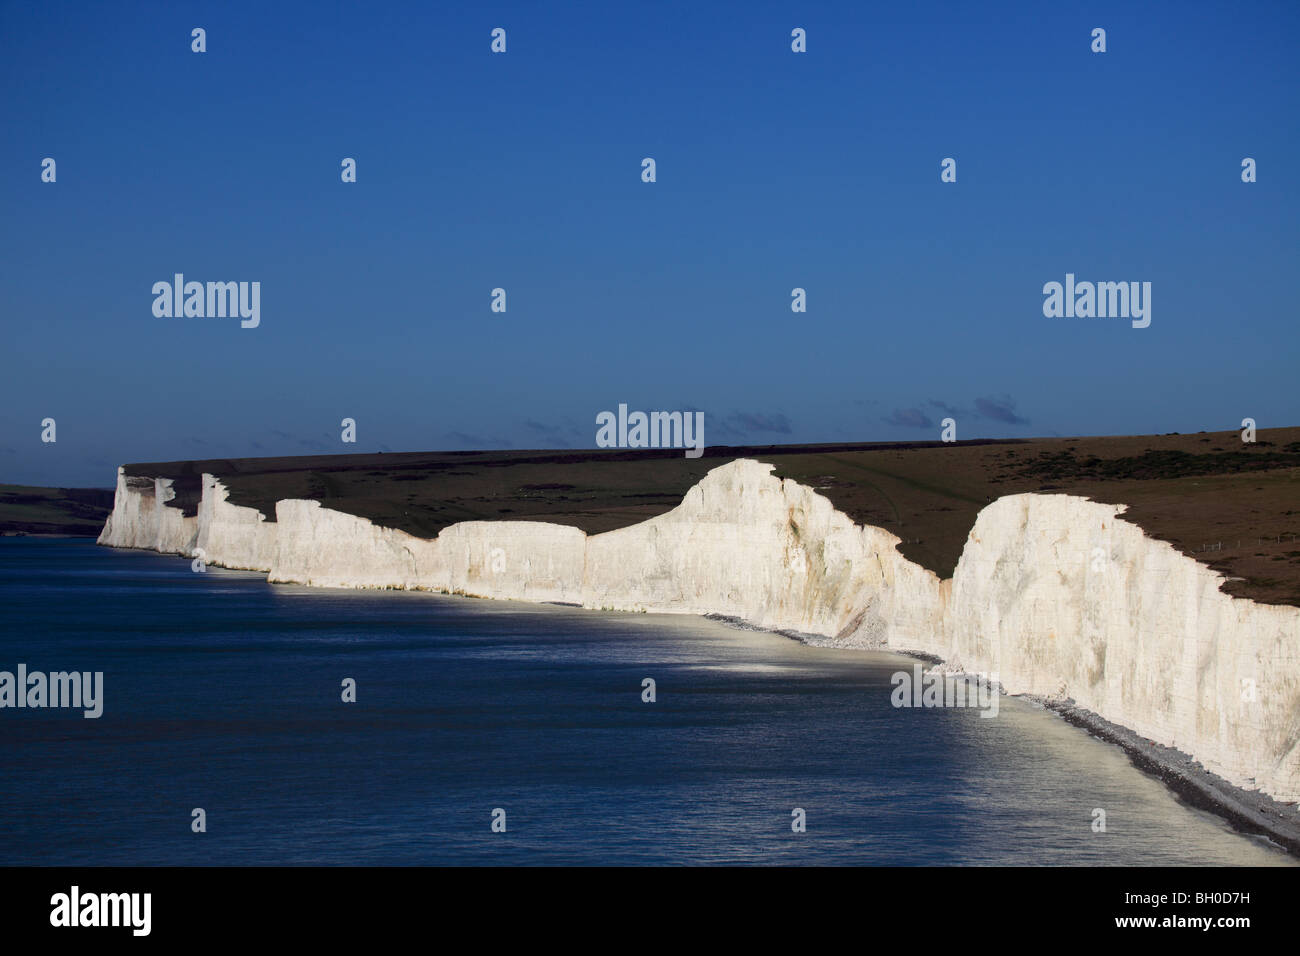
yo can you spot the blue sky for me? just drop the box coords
[2,0,1297,486]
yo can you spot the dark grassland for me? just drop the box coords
[0,484,115,536]
[95,426,1300,608]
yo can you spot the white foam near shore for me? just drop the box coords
[97,459,1300,805]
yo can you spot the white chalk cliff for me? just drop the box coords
[98,460,1300,803]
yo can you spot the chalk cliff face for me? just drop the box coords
[267,501,586,603]
[97,469,197,555]
[949,494,1300,802]
[579,460,946,649]
[263,461,943,642]
[195,474,277,572]
[97,458,1300,802]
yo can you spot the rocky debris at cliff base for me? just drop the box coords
[1033,694,1300,856]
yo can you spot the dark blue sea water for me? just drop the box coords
[0,539,1291,865]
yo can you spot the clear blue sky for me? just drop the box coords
[2,0,1297,486]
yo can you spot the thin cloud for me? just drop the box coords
[522,418,579,447]
[726,411,792,435]
[523,419,575,448]
[680,405,743,443]
[882,407,933,429]
[445,431,512,449]
[927,399,965,417]
[974,395,1029,425]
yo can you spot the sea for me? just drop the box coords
[0,538,1291,866]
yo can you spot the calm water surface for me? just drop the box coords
[0,539,1291,865]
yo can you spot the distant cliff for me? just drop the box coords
[99,459,1300,805]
